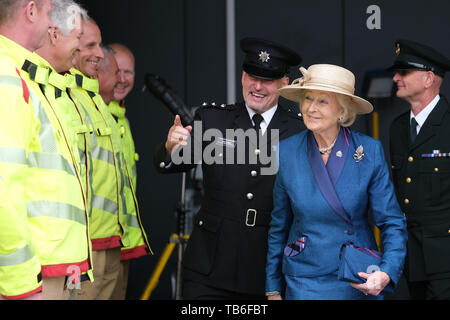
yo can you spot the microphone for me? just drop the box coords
[144,73,194,126]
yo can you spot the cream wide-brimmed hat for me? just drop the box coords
[278,64,373,115]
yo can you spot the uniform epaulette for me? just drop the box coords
[200,102,237,111]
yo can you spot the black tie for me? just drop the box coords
[410,118,418,143]
[253,114,264,148]
[253,114,264,130]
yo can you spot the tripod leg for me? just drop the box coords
[140,234,178,300]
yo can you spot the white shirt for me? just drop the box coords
[246,104,278,135]
[410,94,440,135]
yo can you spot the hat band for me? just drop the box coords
[243,63,286,80]
[294,76,355,95]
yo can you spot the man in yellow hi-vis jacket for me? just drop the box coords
[0,0,93,300]
[70,19,129,300]
[98,45,152,300]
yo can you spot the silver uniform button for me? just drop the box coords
[159,162,166,168]
[198,220,204,226]
[247,193,254,200]
[251,171,258,177]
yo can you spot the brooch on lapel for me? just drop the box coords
[353,145,365,162]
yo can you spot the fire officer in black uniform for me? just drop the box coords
[154,38,305,299]
[388,39,450,299]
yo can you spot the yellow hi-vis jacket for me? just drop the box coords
[0,36,92,299]
[22,55,94,216]
[109,101,152,260]
[69,68,129,251]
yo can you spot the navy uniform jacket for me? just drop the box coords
[154,102,305,295]
[266,129,407,295]
[390,96,450,282]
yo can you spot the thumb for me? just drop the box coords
[358,272,370,280]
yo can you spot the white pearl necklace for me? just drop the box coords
[319,137,338,155]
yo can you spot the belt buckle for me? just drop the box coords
[246,209,257,227]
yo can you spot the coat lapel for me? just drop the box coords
[307,130,352,225]
[266,106,289,140]
[233,103,253,132]
[326,128,351,186]
[410,97,449,151]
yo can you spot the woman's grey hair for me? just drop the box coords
[335,94,357,127]
[298,90,357,128]
[50,0,89,36]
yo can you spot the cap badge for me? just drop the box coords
[396,44,401,56]
[259,51,271,63]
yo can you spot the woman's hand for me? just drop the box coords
[350,271,391,296]
[267,294,283,300]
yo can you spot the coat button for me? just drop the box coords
[251,171,258,177]
[247,193,254,200]
[435,168,439,173]
[198,220,204,226]
[159,162,166,168]
[406,177,412,183]
[404,199,410,205]
[408,156,414,163]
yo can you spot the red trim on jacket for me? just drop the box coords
[41,259,90,278]
[15,68,29,103]
[91,236,122,251]
[120,245,150,261]
[1,285,42,300]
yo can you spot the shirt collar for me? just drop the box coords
[411,94,440,129]
[245,104,278,127]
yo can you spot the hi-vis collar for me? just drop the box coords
[21,60,74,99]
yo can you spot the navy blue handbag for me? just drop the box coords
[338,242,394,293]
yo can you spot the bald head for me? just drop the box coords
[109,43,135,101]
[97,46,119,105]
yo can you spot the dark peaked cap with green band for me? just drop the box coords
[240,37,302,80]
[387,39,450,77]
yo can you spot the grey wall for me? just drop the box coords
[77,0,450,300]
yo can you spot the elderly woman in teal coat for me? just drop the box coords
[265,64,407,300]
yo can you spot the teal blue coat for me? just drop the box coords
[266,129,407,297]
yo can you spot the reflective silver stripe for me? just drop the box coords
[0,75,22,87]
[91,195,118,216]
[91,146,114,165]
[79,148,86,166]
[132,163,137,180]
[126,214,140,229]
[0,245,35,267]
[29,92,58,154]
[118,153,127,218]
[28,152,75,176]
[27,201,86,225]
[28,91,77,176]
[87,149,94,218]
[0,148,27,165]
